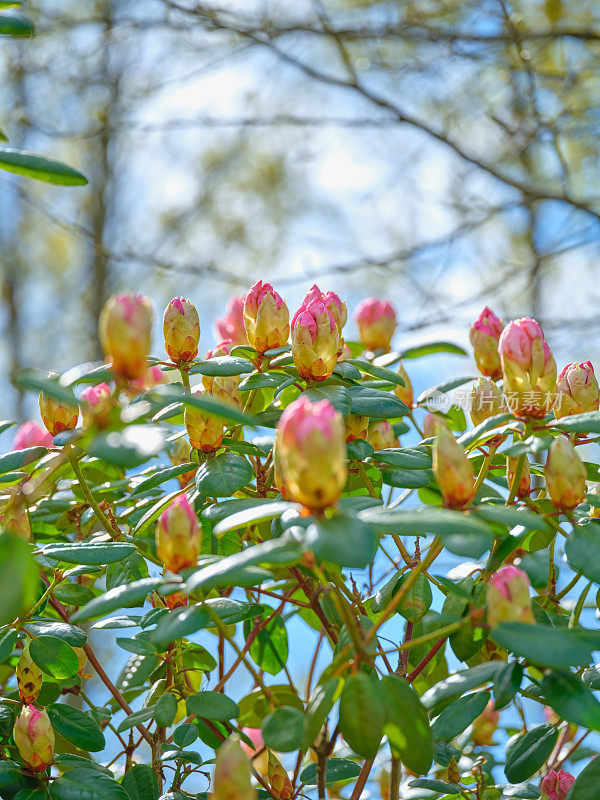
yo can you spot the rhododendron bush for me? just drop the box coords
[2,287,600,800]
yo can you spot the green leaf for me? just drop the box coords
[42,542,136,565]
[0,12,32,36]
[0,628,16,662]
[152,384,255,427]
[541,670,600,729]
[348,359,406,387]
[203,597,264,627]
[131,463,196,496]
[379,467,430,489]
[173,723,198,747]
[190,356,254,377]
[262,706,304,752]
[421,662,502,713]
[53,583,96,606]
[491,623,597,669]
[154,693,178,728]
[431,691,490,741]
[0,533,37,625]
[238,371,288,391]
[471,505,548,532]
[380,675,432,775]
[152,605,209,648]
[0,146,88,185]
[244,608,288,675]
[338,673,385,758]
[554,411,600,433]
[306,515,377,569]
[374,447,432,469]
[30,636,79,679]
[395,341,468,360]
[299,759,361,786]
[117,707,156,733]
[195,452,253,497]
[121,765,159,800]
[0,760,20,788]
[0,446,48,476]
[14,789,47,800]
[212,501,298,537]
[348,386,408,418]
[565,521,600,583]
[47,704,105,752]
[494,661,523,709]
[88,426,166,468]
[504,724,558,784]
[71,578,163,623]
[25,620,87,647]
[566,753,600,799]
[408,779,461,795]
[302,680,339,751]
[302,386,352,417]
[458,412,514,449]
[186,691,239,721]
[50,768,129,800]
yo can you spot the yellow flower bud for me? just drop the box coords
[545,436,586,510]
[267,750,293,800]
[243,280,289,355]
[13,705,54,773]
[433,425,474,509]
[470,378,504,427]
[39,373,78,436]
[393,362,413,410]
[345,413,369,442]
[506,456,531,500]
[291,299,340,382]
[163,297,200,365]
[212,736,257,800]
[184,388,224,452]
[99,293,153,380]
[156,495,202,573]
[367,420,398,450]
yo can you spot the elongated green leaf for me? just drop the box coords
[374,447,432,469]
[491,623,597,669]
[299,759,360,786]
[565,521,600,583]
[244,607,288,675]
[121,765,159,800]
[131,463,196,496]
[380,467,430,488]
[47,704,105,752]
[348,359,405,386]
[348,386,408,418]
[381,675,432,774]
[151,384,255,426]
[88,426,166,468]
[339,673,385,758]
[71,578,163,623]
[567,753,600,799]
[432,691,490,741]
[196,452,253,497]
[422,662,502,713]
[152,605,209,648]
[0,12,33,36]
[306,515,377,569]
[541,670,600,730]
[504,724,558,784]
[190,356,254,377]
[0,533,37,625]
[0,147,87,184]
[303,385,352,417]
[30,636,79,679]
[42,542,136,565]
[409,779,461,795]
[262,706,304,752]
[50,767,129,799]
[417,376,478,405]
[554,411,600,433]
[0,446,48,475]
[212,501,299,537]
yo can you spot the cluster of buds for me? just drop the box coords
[2,489,31,541]
[506,456,531,501]
[545,436,586,510]
[99,293,153,380]
[555,361,599,419]
[498,317,556,419]
[163,297,201,365]
[243,280,289,355]
[541,770,575,800]
[354,297,396,353]
[470,378,504,427]
[432,425,474,509]
[367,420,398,450]
[291,297,339,382]
[469,307,504,380]
[394,362,413,410]
[39,374,79,436]
[13,705,54,773]
[212,735,256,800]
[486,566,534,628]
[345,413,369,442]
[13,422,52,450]
[16,642,43,705]
[80,382,112,427]
[276,395,347,510]
[185,388,224,452]
[215,295,248,345]
[156,495,202,573]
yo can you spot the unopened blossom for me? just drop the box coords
[545,436,586,510]
[184,388,224,452]
[541,769,575,800]
[13,705,54,773]
[13,422,52,450]
[367,420,398,450]
[506,456,531,500]
[291,299,339,381]
[267,750,293,800]
[202,340,233,393]
[163,296,200,365]
[354,298,396,352]
[1,490,30,541]
[470,377,505,427]
[422,413,446,439]
[80,382,112,427]
[243,280,289,355]
[201,340,243,408]
[277,395,347,510]
[169,437,197,488]
[212,736,256,800]
[99,293,153,380]
[487,565,534,628]
[433,425,474,509]
[301,284,347,354]
[39,373,78,436]
[498,317,556,419]
[555,361,599,419]
[272,431,289,500]
[469,306,504,380]
[345,413,369,442]
[156,495,202,574]
[393,362,413,410]
[240,727,268,775]
[16,643,42,705]
[472,700,500,747]
[215,295,248,345]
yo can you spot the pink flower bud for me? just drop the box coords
[163,297,200,365]
[498,317,557,419]
[345,413,369,442]
[16,643,43,705]
[301,285,347,354]
[471,699,499,747]
[506,456,531,500]
[423,413,445,439]
[39,374,79,437]
[80,382,112,427]
[291,299,339,381]
[470,378,505,427]
[212,735,256,800]
[155,495,202,573]
[13,422,52,450]
[185,388,224,452]
[169,438,197,488]
[541,769,575,800]
[555,361,599,419]
[393,362,413,409]
[99,293,153,379]
[487,565,534,627]
[469,306,504,380]
[545,436,587,510]
[243,280,289,355]
[240,727,264,757]
[367,420,399,450]
[215,295,248,345]
[126,365,167,398]
[1,489,31,541]
[267,750,293,800]
[13,705,54,773]
[354,297,396,352]
[277,395,347,510]
[433,425,474,509]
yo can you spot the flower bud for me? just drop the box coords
[545,436,586,510]
[423,413,445,439]
[80,382,112,427]
[472,700,499,747]
[126,364,167,398]
[202,340,233,394]
[2,489,31,541]
[555,361,599,419]
[506,456,531,500]
[243,280,289,355]
[486,565,534,628]
[163,297,200,365]
[215,295,248,345]
[588,482,600,519]
[99,293,153,379]
[277,395,347,510]
[169,438,197,488]
[498,317,557,419]
[354,298,396,352]
[267,750,293,800]
[470,378,504,427]
[469,306,504,380]
[17,643,43,705]
[367,420,398,450]
[433,425,474,509]
[393,362,413,409]
[345,413,369,442]
[39,374,78,436]
[156,495,202,573]
[541,769,575,800]
[13,422,52,450]
[185,388,224,452]
[13,705,54,773]
[291,299,339,381]
[272,431,289,500]
[212,735,256,800]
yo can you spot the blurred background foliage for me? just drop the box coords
[2,0,600,417]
